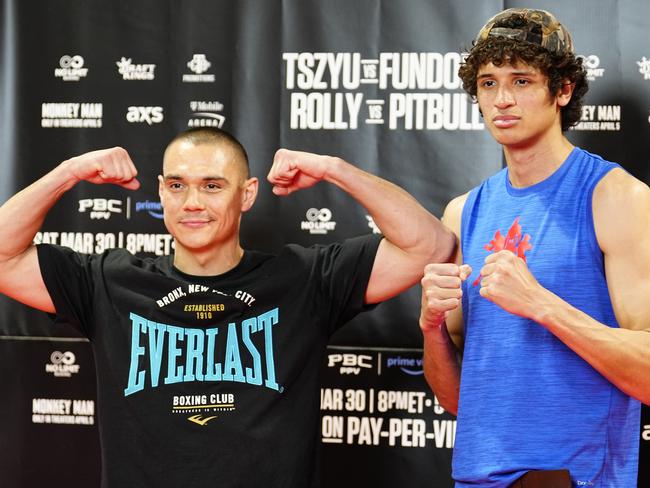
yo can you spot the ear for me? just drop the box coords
[158,175,165,208]
[240,177,259,213]
[556,81,574,107]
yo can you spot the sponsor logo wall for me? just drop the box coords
[1,1,649,487]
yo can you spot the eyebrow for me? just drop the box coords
[477,70,537,79]
[163,175,228,182]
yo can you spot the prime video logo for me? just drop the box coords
[135,200,164,219]
[386,356,423,376]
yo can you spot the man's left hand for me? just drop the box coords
[267,149,333,195]
[479,250,542,318]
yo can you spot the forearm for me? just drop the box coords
[534,289,650,405]
[422,323,462,415]
[0,160,77,261]
[324,157,454,262]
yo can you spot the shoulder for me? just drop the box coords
[442,192,470,235]
[284,234,381,251]
[39,245,169,273]
[275,235,381,275]
[593,168,650,253]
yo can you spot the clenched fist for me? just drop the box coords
[420,263,472,331]
[66,147,140,190]
[267,149,335,195]
[479,250,541,318]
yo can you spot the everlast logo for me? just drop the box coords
[124,308,281,396]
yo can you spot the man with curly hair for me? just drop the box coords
[419,8,650,488]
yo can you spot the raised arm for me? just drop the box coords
[267,149,456,304]
[0,147,139,312]
[478,169,650,404]
[419,194,469,415]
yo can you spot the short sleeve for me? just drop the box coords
[37,244,96,337]
[315,234,382,333]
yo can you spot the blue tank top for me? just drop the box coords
[454,147,640,487]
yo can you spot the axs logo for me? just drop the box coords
[126,106,164,125]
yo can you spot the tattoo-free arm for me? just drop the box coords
[0,148,139,312]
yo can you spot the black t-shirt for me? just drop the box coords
[37,234,381,488]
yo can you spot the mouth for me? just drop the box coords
[493,115,520,128]
[179,218,212,228]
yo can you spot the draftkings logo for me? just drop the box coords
[637,57,650,80]
[578,55,605,81]
[301,208,337,235]
[126,106,164,125]
[41,102,102,128]
[183,54,216,82]
[116,57,156,80]
[188,100,226,128]
[78,198,124,220]
[54,55,88,81]
[45,351,80,378]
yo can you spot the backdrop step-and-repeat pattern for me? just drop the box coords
[1,1,649,487]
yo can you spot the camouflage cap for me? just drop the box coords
[475,8,574,55]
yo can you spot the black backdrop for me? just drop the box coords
[1,1,649,486]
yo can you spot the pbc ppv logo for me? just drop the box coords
[54,55,88,81]
[301,208,337,235]
[126,106,164,125]
[78,198,123,220]
[183,54,216,82]
[327,353,373,375]
[579,55,605,81]
[45,351,80,377]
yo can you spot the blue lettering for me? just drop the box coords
[122,308,281,395]
[147,320,166,387]
[222,323,245,383]
[204,328,221,380]
[184,328,205,381]
[260,308,280,390]
[124,313,147,396]
[242,317,262,385]
[165,325,184,384]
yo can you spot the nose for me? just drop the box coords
[182,186,204,211]
[494,85,515,109]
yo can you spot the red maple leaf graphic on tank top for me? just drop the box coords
[472,217,533,286]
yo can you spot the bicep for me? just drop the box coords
[364,238,426,304]
[0,246,55,313]
[604,250,650,332]
[442,193,468,348]
[595,170,650,331]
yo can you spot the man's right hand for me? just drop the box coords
[65,147,140,190]
[420,263,472,331]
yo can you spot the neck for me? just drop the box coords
[173,240,244,276]
[503,135,574,188]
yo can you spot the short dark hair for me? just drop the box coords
[166,127,250,178]
[459,13,588,132]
